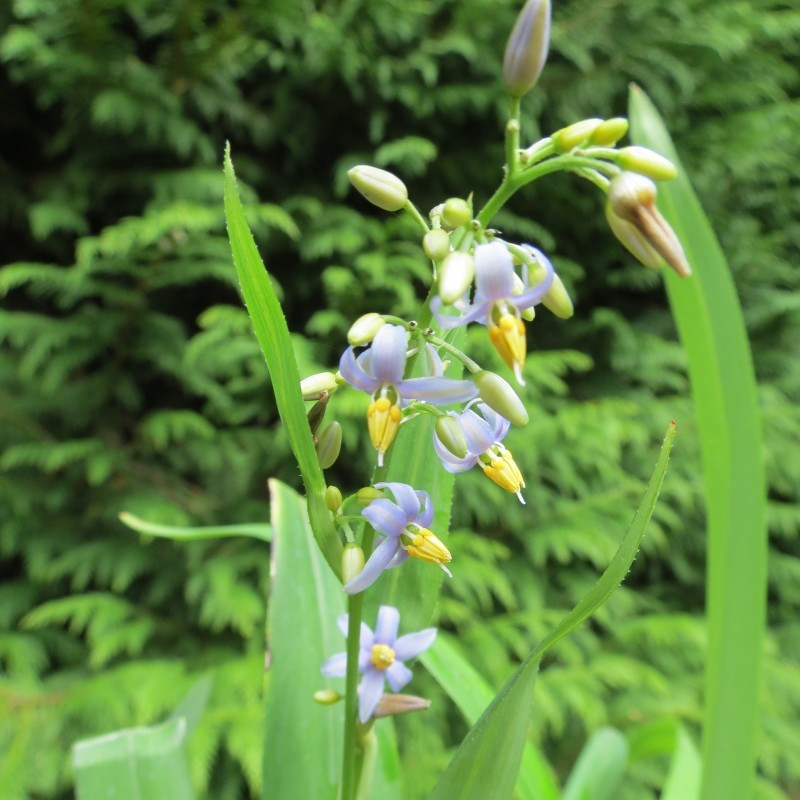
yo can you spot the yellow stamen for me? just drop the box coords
[402,526,451,566]
[480,447,526,502]
[367,391,402,463]
[371,644,396,670]
[488,312,527,384]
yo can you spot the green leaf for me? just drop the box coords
[168,676,213,738]
[562,728,628,800]
[372,721,403,800]
[72,719,195,800]
[420,633,560,800]
[629,86,767,800]
[428,422,676,800]
[118,512,272,542]
[662,726,702,800]
[223,145,342,576]
[262,479,345,800]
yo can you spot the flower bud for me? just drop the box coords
[474,371,529,426]
[300,371,338,400]
[347,312,386,346]
[608,172,690,277]
[435,414,468,459]
[423,229,451,261]
[325,485,343,512]
[441,198,472,229]
[604,201,663,270]
[356,487,385,506]
[503,0,551,98]
[307,393,329,436]
[512,273,535,321]
[314,689,342,705]
[341,543,365,585]
[541,273,574,319]
[316,422,342,469]
[347,165,408,212]
[552,118,604,152]
[590,117,629,146]
[616,146,677,181]
[373,693,432,718]
[438,252,475,305]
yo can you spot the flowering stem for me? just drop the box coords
[424,333,481,374]
[341,591,365,800]
[505,95,521,175]
[404,199,430,233]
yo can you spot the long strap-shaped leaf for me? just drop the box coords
[223,146,341,575]
[629,86,767,800]
[427,423,676,800]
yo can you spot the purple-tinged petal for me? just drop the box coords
[320,651,349,678]
[374,605,401,645]
[344,537,400,594]
[509,248,554,309]
[385,661,413,692]
[362,498,407,538]
[433,434,476,473]
[473,402,510,442]
[431,295,492,329]
[376,482,420,521]
[358,668,385,723]
[459,409,497,454]
[386,549,410,569]
[358,649,372,671]
[398,376,478,403]
[336,613,374,648]
[393,628,437,661]
[474,241,515,301]
[424,344,444,376]
[370,324,408,384]
[415,491,434,528]
[339,347,380,393]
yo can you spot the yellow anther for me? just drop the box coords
[367,390,403,464]
[481,448,525,502]
[488,312,528,384]
[371,644,396,670]
[375,397,391,412]
[403,527,452,566]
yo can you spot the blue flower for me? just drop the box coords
[344,482,451,595]
[431,241,554,383]
[433,401,526,503]
[321,605,437,723]
[339,324,478,464]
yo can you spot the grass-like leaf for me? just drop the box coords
[629,85,767,800]
[118,512,272,542]
[562,728,628,800]
[224,145,341,575]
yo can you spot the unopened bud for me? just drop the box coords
[316,422,342,469]
[342,543,365,585]
[347,312,386,346]
[314,689,342,705]
[373,693,432,718]
[441,198,472,229]
[590,117,629,146]
[475,371,529,426]
[503,0,551,98]
[541,273,574,319]
[616,146,677,181]
[423,229,451,261]
[552,118,604,152]
[604,201,663,270]
[307,393,329,436]
[300,372,338,400]
[512,272,535,321]
[438,252,475,304]
[435,414,468,459]
[347,165,408,212]
[325,485,343,512]
[608,172,690,277]
[357,487,385,506]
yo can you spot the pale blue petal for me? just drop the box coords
[474,241,514,301]
[431,295,491,329]
[374,605,401,645]
[358,649,372,671]
[433,433,476,473]
[339,347,380,393]
[358,668,385,723]
[510,246,554,308]
[321,651,348,678]
[385,661,413,692]
[386,549,410,569]
[370,324,408,384]
[415,491,434,528]
[475,402,510,442]
[344,537,400,594]
[336,614,375,648]
[398,376,478,403]
[376,482,420,521]
[424,344,444,376]
[459,408,497,454]
[393,627,437,661]
[362,498,407,538]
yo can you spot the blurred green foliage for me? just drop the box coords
[1,0,798,798]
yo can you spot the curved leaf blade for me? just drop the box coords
[119,512,271,542]
[562,728,628,800]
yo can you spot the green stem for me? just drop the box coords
[354,729,379,800]
[505,95,521,175]
[424,333,481,374]
[340,590,365,800]
[404,200,430,233]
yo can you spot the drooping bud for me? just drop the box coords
[356,486,385,506]
[373,693,432,718]
[552,118,604,152]
[503,0,551,98]
[435,414,468,459]
[604,201,663,270]
[541,272,574,319]
[307,393,329,436]
[591,117,629,146]
[347,312,386,346]
[341,543,366,585]
[316,421,342,469]
[347,165,408,212]
[441,198,472,229]
[474,370,528,426]
[313,689,342,705]
[438,252,475,304]
[422,229,451,261]
[325,485,343,512]
[608,172,691,277]
[616,146,677,181]
[300,371,338,400]
[512,273,535,321]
